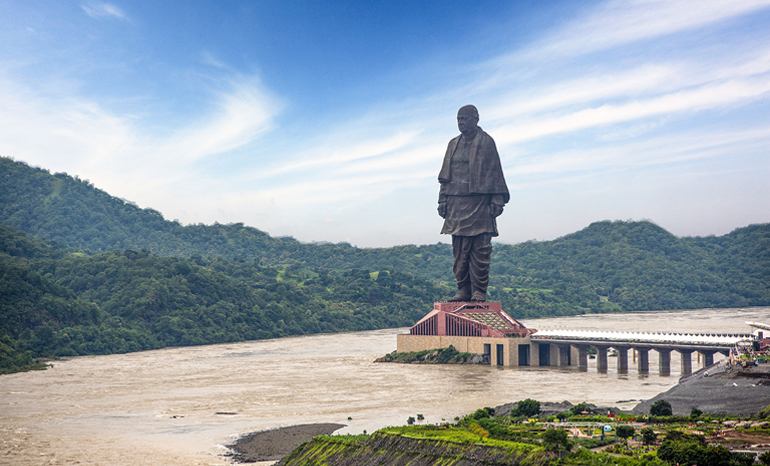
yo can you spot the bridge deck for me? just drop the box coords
[532,329,752,349]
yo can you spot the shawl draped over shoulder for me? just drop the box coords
[437,128,509,203]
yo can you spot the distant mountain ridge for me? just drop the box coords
[0,157,455,279]
[2,155,769,315]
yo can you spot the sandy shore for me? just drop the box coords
[227,423,346,463]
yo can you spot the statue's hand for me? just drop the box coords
[490,203,504,218]
[437,202,447,218]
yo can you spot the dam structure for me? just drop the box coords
[397,302,753,375]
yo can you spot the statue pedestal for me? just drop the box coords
[433,301,502,313]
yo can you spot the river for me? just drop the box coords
[1,307,767,466]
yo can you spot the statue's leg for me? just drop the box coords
[449,235,472,301]
[469,233,492,302]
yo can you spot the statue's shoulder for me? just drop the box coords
[477,127,493,141]
[477,128,498,150]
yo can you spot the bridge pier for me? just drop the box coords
[700,350,715,368]
[679,350,693,375]
[658,349,671,376]
[637,348,650,373]
[527,331,746,374]
[577,346,588,371]
[596,346,608,372]
[616,347,629,373]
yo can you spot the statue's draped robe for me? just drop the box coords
[438,128,509,236]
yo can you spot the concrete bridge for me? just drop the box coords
[398,302,757,372]
[531,329,752,375]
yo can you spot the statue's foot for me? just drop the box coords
[470,291,486,302]
[447,292,471,302]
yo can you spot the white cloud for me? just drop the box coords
[157,79,279,164]
[492,75,770,146]
[81,3,128,21]
[525,0,770,59]
[252,130,423,179]
[0,72,280,204]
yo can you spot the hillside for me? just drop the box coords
[0,224,449,373]
[0,156,455,279]
[2,156,768,318]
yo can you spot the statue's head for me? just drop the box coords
[457,105,479,135]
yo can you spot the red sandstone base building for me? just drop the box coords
[397,302,578,367]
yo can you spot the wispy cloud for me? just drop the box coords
[157,79,280,164]
[2,0,768,246]
[81,2,128,21]
[252,130,423,179]
[0,71,280,202]
[521,0,770,59]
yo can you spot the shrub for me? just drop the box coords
[758,404,770,420]
[467,422,490,440]
[468,407,494,420]
[542,428,570,451]
[571,402,591,414]
[650,399,672,416]
[513,398,541,418]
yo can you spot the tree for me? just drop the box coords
[650,399,673,416]
[469,407,495,420]
[690,407,702,419]
[657,431,738,466]
[571,402,591,415]
[641,427,657,445]
[542,428,570,451]
[514,398,541,418]
[616,425,635,440]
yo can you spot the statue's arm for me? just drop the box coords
[490,194,505,217]
[438,190,447,218]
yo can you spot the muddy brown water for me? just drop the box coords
[1,307,767,465]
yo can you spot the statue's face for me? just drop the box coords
[457,113,478,134]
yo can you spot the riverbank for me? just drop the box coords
[226,423,346,463]
[632,361,770,416]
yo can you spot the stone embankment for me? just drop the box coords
[277,433,543,466]
[632,362,770,416]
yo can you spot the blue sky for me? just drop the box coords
[2,0,769,247]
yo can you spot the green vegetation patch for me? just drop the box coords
[376,345,476,364]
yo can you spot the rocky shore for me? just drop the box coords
[226,423,345,463]
[226,364,770,464]
[632,362,770,416]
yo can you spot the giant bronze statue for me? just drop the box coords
[438,105,509,302]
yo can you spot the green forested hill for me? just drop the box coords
[0,224,449,373]
[1,156,769,373]
[0,157,455,279]
[491,221,770,314]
